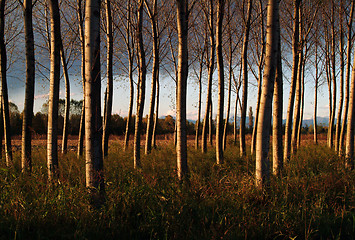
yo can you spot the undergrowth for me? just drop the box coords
[0,140,354,239]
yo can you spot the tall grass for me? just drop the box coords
[0,139,354,239]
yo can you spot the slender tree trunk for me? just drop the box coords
[124,57,134,150]
[145,0,159,154]
[284,0,301,162]
[251,0,265,155]
[102,0,113,157]
[47,0,61,180]
[61,44,70,154]
[175,0,189,181]
[21,0,35,172]
[234,94,238,145]
[239,0,252,157]
[273,37,283,176]
[256,0,279,189]
[291,44,303,154]
[297,59,305,149]
[0,0,12,166]
[314,46,318,144]
[340,0,354,155]
[209,103,212,145]
[77,0,85,158]
[152,75,159,148]
[223,62,232,150]
[335,6,344,153]
[195,57,203,150]
[84,0,104,198]
[345,40,355,170]
[201,0,215,153]
[216,0,225,164]
[134,0,146,169]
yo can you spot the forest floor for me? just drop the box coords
[0,134,354,239]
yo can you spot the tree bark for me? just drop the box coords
[195,52,203,150]
[0,0,12,166]
[175,0,189,181]
[134,0,146,169]
[21,0,35,172]
[284,0,301,162]
[145,0,159,155]
[256,0,279,189]
[152,74,159,148]
[340,0,354,155]
[201,0,215,153]
[215,0,225,165]
[223,60,232,151]
[335,3,344,153]
[47,0,61,180]
[273,36,283,176]
[84,0,104,196]
[314,45,319,144]
[102,0,113,157]
[61,43,70,154]
[251,0,265,156]
[77,0,85,158]
[239,0,252,157]
[345,37,355,170]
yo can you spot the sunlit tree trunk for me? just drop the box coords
[195,53,204,150]
[284,0,301,162]
[61,44,70,154]
[84,0,104,196]
[239,0,252,157]
[134,0,146,169]
[328,2,336,149]
[340,0,354,155]
[202,0,214,153]
[47,0,61,180]
[145,0,159,155]
[152,75,159,148]
[223,60,232,151]
[215,0,225,164]
[209,103,212,145]
[291,42,303,154]
[335,4,344,153]
[0,0,12,166]
[314,45,319,144]
[102,0,113,157]
[256,0,279,189]
[175,0,189,181]
[251,0,265,156]
[273,36,283,176]
[345,38,355,170]
[297,57,305,149]
[77,0,85,158]
[21,0,35,172]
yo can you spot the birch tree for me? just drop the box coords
[255,0,279,189]
[20,0,35,171]
[47,0,61,180]
[133,0,146,169]
[215,0,225,164]
[175,0,189,181]
[102,0,113,157]
[239,0,252,156]
[84,0,104,196]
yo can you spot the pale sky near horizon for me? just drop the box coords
[8,67,332,122]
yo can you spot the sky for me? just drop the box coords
[8,64,332,123]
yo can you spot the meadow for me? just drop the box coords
[0,135,354,239]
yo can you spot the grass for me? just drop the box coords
[0,137,354,239]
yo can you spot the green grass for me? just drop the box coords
[0,140,354,239]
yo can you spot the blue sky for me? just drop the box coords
[7,66,331,122]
